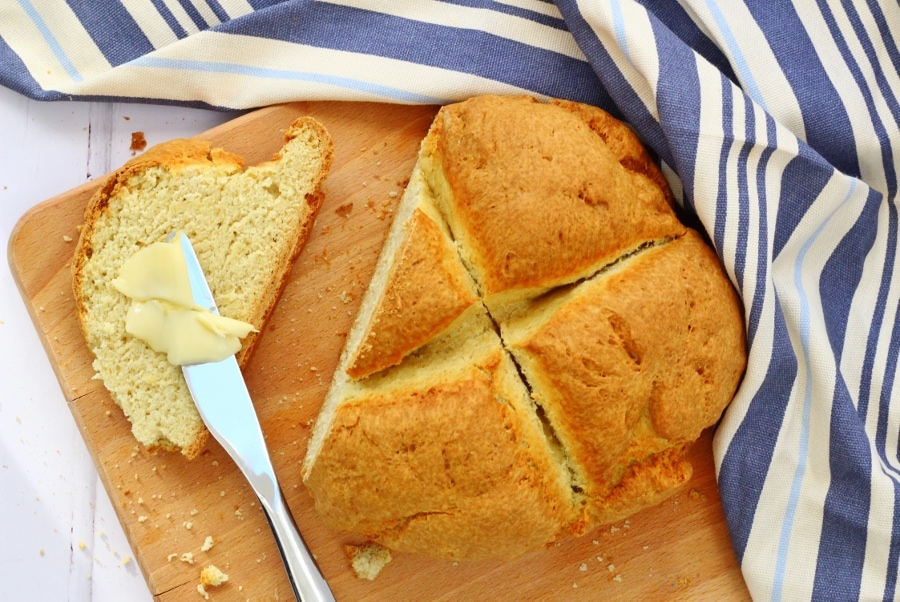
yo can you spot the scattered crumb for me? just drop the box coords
[201,536,214,552]
[613,574,623,583]
[592,540,599,545]
[39,549,45,557]
[579,562,588,572]
[607,563,616,573]
[62,235,73,242]
[183,522,193,530]
[167,553,178,562]
[200,565,229,587]
[78,541,86,550]
[689,487,708,502]
[181,552,195,564]
[345,542,392,581]
[122,556,132,565]
[190,509,199,516]
[138,516,148,523]
[130,131,147,153]
[197,584,209,599]
[335,202,353,218]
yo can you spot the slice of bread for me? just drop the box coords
[73,117,333,459]
[302,95,745,561]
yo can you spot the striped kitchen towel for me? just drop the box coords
[3,1,900,599]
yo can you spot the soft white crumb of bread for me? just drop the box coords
[345,542,392,581]
[74,119,332,459]
[200,564,229,587]
[200,536,214,552]
[197,584,209,600]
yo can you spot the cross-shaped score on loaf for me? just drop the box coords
[302,95,746,562]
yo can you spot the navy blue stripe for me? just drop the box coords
[819,189,881,360]
[719,302,798,561]
[63,0,154,67]
[744,0,860,180]
[713,76,732,254]
[150,0,189,39]
[0,33,56,99]
[219,1,607,108]
[731,97,755,294]
[650,17,704,217]
[772,144,833,259]
[207,0,230,23]
[745,114,776,347]
[635,0,738,86]
[176,0,212,30]
[436,0,567,30]
[879,295,900,601]
[812,375,871,601]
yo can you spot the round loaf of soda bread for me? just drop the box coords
[302,95,746,561]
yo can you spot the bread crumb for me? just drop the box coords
[201,536,214,552]
[607,563,616,572]
[579,562,588,572]
[572,583,578,589]
[200,564,229,587]
[122,556,132,565]
[63,235,73,242]
[181,552,195,564]
[77,541,86,550]
[613,574,623,583]
[167,553,178,562]
[190,509,199,516]
[345,542,392,580]
[184,521,193,530]
[197,584,209,599]
[138,516,148,523]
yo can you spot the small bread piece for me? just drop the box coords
[345,542,393,580]
[304,95,745,562]
[73,117,333,459]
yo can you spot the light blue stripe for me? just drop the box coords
[703,0,765,112]
[16,0,83,83]
[771,178,858,601]
[610,0,630,62]
[131,56,450,104]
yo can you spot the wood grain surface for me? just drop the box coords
[9,101,749,601]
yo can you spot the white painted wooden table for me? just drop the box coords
[0,85,234,601]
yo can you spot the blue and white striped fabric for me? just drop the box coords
[4,1,900,599]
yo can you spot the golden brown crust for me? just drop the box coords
[424,95,685,296]
[506,230,746,508]
[345,208,479,379]
[305,348,575,561]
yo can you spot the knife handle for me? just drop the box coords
[259,487,336,602]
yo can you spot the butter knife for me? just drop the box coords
[176,232,335,602]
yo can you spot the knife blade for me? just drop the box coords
[175,232,335,602]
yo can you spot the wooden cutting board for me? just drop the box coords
[9,101,749,601]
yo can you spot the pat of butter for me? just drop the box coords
[112,237,257,366]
